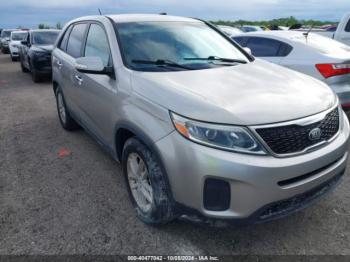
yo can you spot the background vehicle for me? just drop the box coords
[0,29,16,53]
[19,29,60,82]
[52,14,348,225]
[292,12,350,46]
[217,25,243,37]
[233,31,350,109]
[240,25,263,32]
[9,31,28,61]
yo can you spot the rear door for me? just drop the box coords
[75,22,117,144]
[57,23,88,118]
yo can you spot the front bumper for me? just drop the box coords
[155,110,349,223]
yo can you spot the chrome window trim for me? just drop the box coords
[249,103,341,158]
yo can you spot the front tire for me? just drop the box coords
[122,137,176,225]
[55,88,80,131]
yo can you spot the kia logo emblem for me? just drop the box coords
[309,128,322,141]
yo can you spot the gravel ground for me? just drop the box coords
[0,52,350,256]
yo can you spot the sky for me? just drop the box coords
[0,0,349,29]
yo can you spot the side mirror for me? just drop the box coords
[21,40,28,46]
[75,57,112,75]
[243,47,252,56]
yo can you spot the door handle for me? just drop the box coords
[75,75,83,85]
[56,60,63,69]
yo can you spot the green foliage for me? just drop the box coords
[56,22,62,30]
[211,16,336,28]
[38,24,51,29]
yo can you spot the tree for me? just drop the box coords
[38,24,45,29]
[56,22,62,30]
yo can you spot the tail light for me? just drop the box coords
[316,63,350,78]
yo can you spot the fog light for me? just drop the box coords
[204,178,230,211]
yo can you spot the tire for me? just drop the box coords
[122,137,176,224]
[31,68,42,83]
[11,54,15,62]
[55,88,80,131]
[20,57,29,72]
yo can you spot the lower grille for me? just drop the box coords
[258,170,344,222]
[256,108,339,155]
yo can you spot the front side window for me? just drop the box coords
[84,24,110,67]
[67,24,87,58]
[32,31,60,45]
[115,21,249,71]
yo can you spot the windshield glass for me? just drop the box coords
[116,21,249,71]
[32,31,60,45]
[1,30,12,38]
[11,32,27,41]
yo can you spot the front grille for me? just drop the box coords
[256,108,339,155]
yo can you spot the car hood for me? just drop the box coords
[130,59,336,125]
[32,45,54,52]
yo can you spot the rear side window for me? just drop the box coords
[245,37,292,57]
[84,24,111,66]
[66,23,87,58]
[345,20,350,32]
[59,25,73,51]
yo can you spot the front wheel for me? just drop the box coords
[122,137,176,224]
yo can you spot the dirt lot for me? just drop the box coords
[0,52,350,256]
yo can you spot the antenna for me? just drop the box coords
[98,8,102,15]
[303,24,314,42]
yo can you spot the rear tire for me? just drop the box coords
[122,137,176,225]
[31,68,41,83]
[55,88,80,131]
[20,57,29,72]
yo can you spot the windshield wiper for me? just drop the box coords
[132,59,194,70]
[184,56,247,64]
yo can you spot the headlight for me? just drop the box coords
[170,112,266,155]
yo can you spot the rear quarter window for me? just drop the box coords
[345,19,350,32]
[59,25,73,51]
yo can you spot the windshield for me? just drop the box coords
[11,32,27,41]
[1,30,12,38]
[32,31,59,45]
[116,21,249,72]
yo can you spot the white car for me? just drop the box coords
[217,25,243,37]
[293,12,350,46]
[233,31,350,109]
[9,31,28,61]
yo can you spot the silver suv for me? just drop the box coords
[52,14,349,225]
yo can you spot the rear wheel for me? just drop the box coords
[20,57,29,72]
[122,137,176,224]
[31,68,42,83]
[55,88,80,131]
